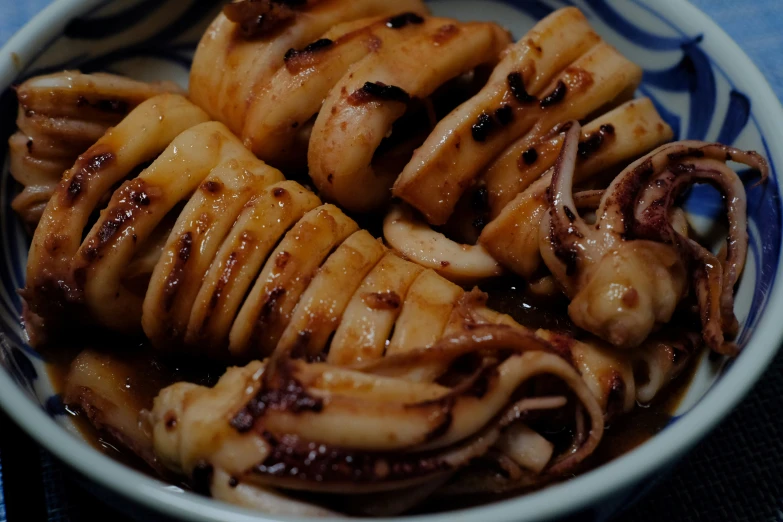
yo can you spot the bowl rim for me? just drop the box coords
[1,0,782,521]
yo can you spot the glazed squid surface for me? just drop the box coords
[308,19,511,212]
[539,122,768,353]
[8,72,181,226]
[385,98,673,283]
[242,12,437,169]
[144,317,699,508]
[190,0,428,138]
[21,96,505,363]
[7,1,772,516]
[393,7,641,225]
[479,97,674,278]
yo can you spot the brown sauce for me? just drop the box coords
[46,338,225,478]
[43,274,702,511]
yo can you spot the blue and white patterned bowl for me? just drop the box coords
[1,1,782,521]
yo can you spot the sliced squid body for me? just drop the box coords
[23,94,210,340]
[309,20,512,212]
[328,253,423,365]
[228,204,359,358]
[23,93,512,362]
[481,43,642,214]
[190,0,428,136]
[243,12,435,168]
[276,230,387,358]
[9,72,182,226]
[72,122,265,332]
[480,98,673,277]
[384,204,502,283]
[393,7,603,225]
[183,182,322,352]
[142,163,288,349]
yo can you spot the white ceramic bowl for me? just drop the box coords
[1,1,782,521]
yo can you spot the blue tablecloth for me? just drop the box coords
[1,1,782,522]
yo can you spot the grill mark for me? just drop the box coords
[521,147,538,166]
[76,95,129,114]
[507,72,535,104]
[275,250,291,269]
[494,104,513,126]
[284,38,334,62]
[201,180,223,194]
[387,12,424,29]
[539,80,567,108]
[80,178,154,262]
[432,24,459,45]
[347,82,411,105]
[223,0,303,39]
[362,291,401,310]
[253,433,449,484]
[578,124,615,160]
[253,286,287,338]
[471,112,496,142]
[65,150,115,204]
[162,232,193,312]
[208,252,239,312]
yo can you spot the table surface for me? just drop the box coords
[1,1,782,521]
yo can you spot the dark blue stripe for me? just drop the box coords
[64,0,163,40]
[716,90,751,145]
[583,0,684,50]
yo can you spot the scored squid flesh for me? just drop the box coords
[8,72,181,227]
[190,0,428,138]
[393,7,643,225]
[308,19,511,212]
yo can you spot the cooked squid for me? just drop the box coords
[10,3,768,516]
[64,349,171,474]
[480,98,673,278]
[190,0,428,136]
[308,20,511,212]
[539,122,767,353]
[146,319,699,503]
[385,98,671,284]
[150,325,605,496]
[393,8,642,225]
[8,72,181,226]
[22,97,502,361]
[22,94,210,344]
[242,12,434,169]
[383,203,503,283]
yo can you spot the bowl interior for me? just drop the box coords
[0,1,781,521]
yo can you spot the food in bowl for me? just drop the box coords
[6,0,770,517]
